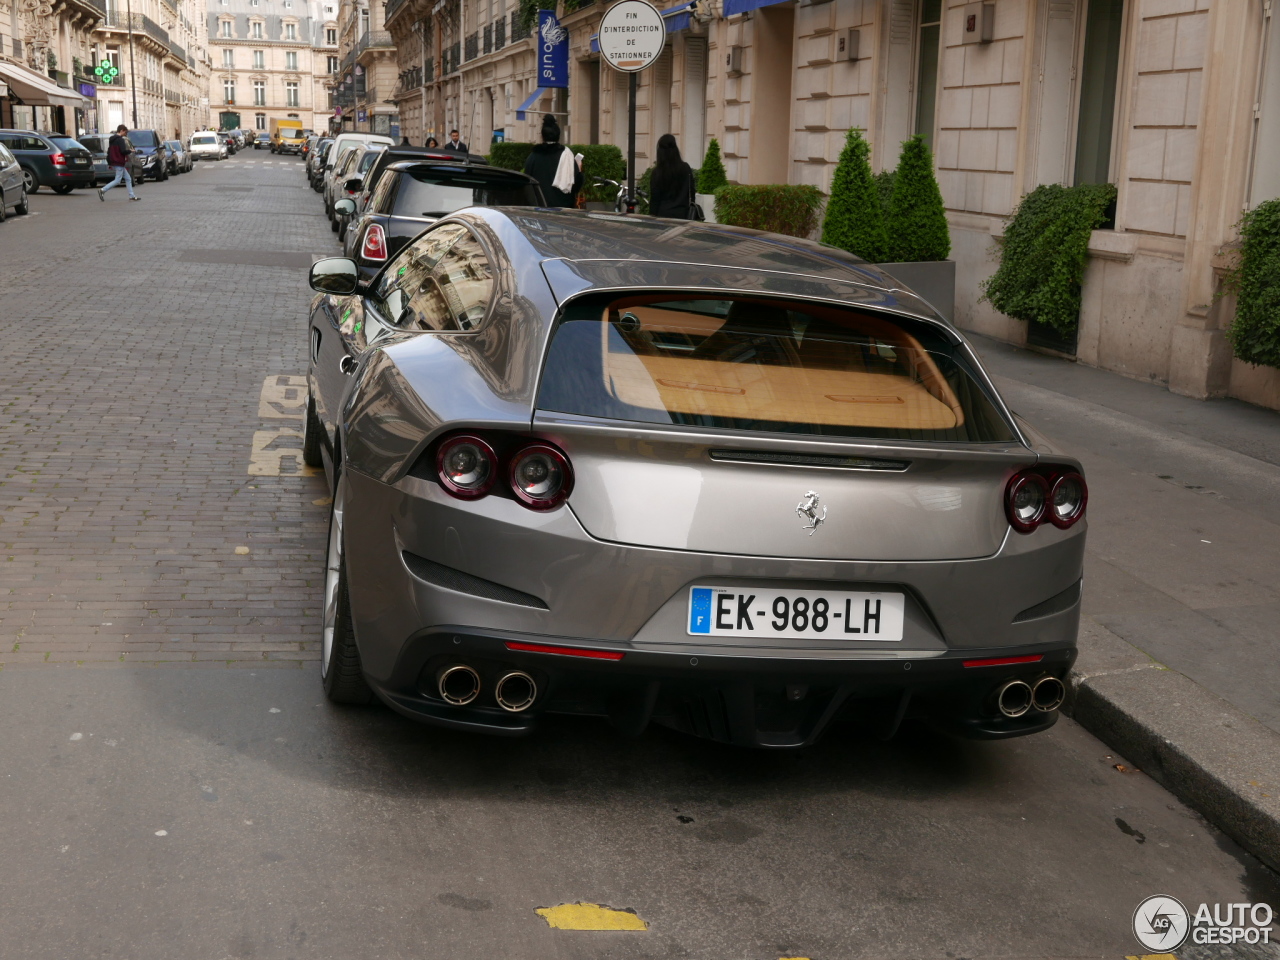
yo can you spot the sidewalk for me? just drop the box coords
[971,334,1280,871]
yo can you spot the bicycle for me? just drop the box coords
[591,176,648,214]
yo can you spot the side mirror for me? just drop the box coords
[334,198,356,216]
[309,257,361,295]
[344,177,363,192]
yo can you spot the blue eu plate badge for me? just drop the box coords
[688,587,714,634]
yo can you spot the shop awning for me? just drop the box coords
[590,1,696,54]
[0,59,85,109]
[516,86,548,121]
[722,0,788,16]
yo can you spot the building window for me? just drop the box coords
[325,4,334,14]
[250,0,259,6]
[256,112,266,130]
[1074,0,1125,186]
[223,79,235,103]
[285,23,297,40]
[254,80,266,106]
[286,81,299,107]
[251,21,263,39]
[286,51,298,71]
[252,49,264,69]
[327,55,338,74]
[219,20,232,38]
[222,48,234,68]
[914,0,942,149]
[325,27,337,45]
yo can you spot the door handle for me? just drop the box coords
[339,355,357,376]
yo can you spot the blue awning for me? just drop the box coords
[516,86,548,121]
[590,1,694,54]
[722,0,787,16]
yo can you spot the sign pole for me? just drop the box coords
[627,71,637,209]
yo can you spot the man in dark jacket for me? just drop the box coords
[442,129,468,153]
[99,125,139,201]
[522,115,582,209]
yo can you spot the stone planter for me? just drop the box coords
[874,260,956,324]
[695,193,717,223]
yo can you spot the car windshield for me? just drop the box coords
[395,170,541,217]
[129,131,158,147]
[357,149,382,173]
[537,295,1016,443]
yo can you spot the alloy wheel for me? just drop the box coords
[321,474,346,679]
[21,168,36,193]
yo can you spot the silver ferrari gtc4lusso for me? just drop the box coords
[302,209,1087,747]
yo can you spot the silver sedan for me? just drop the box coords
[302,209,1087,747]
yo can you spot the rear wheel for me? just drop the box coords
[52,184,74,194]
[302,396,324,468]
[321,474,372,704]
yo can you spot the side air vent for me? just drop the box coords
[1012,580,1082,623]
[402,552,549,610]
[709,450,911,472]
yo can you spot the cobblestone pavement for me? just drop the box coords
[0,156,333,669]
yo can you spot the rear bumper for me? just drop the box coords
[369,629,1074,746]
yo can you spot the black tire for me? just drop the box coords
[302,396,324,468]
[0,195,6,223]
[15,189,28,215]
[52,184,74,194]
[20,168,37,194]
[337,219,347,243]
[330,216,339,233]
[321,477,373,705]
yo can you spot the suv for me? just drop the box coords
[123,129,168,181]
[0,129,95,194]
[189,131,226,161]
[338,158,543,279]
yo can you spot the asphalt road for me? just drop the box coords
[0,156,1277,960]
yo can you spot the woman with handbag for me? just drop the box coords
[647,134,702,220]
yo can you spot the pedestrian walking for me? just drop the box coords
[648,133,698,220]
[442,129,468,153]
[99,125,140,202]
[426,136,439,149]
[523,115,582,209]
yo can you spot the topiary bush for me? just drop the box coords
[981,182,1116,335]
[698,137,728,194]
[715,185,824,238]
[885,135,950,262]
[821,128,888,261]
[1227,198,1280,369]
[874,169,895,210]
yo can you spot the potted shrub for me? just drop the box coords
[696,137,727,223]
[821,128,889,261]
[876,135,955,322]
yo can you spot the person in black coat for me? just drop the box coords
[523,115,582,208]
[648,134,695,219]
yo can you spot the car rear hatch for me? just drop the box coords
[533,292,1028,562]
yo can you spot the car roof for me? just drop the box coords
[386,158,535,182]
[458,207,942,322]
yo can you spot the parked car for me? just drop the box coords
[255,132,271,150]
[302,210,1088,746]
[0,129,96,194]
[217,132,237,156]
[321,133,393,214]
[123,129,168,181]
[0,142,29,220]
[76,133,114,184]
[332,143,387,240]
[338,159,542,279]
[189,131,226,161]
[165,140,192,173]
[341,144,444,218]
[308,138,334,190]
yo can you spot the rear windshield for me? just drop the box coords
[357,149,382,173]
[129,131,158,147]
[395,170,541,217]
[537,295,1015,443]
[49,137,85,151]
[192,134,217,144]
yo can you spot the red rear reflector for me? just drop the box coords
[962,654,1044,668]
[505,641,624,661]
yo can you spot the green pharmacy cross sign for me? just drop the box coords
[93,59,118,83]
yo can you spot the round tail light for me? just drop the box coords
[1005,472,1049,533]
[436,434,497,499]
[509,443,573,510]
[1049,472,1088,528]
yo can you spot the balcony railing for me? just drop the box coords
[101,10,169,46]
[493,17,505,50]
[357,30,393,55]
[383,0,408,26]
[165,86,180,103]
[464,32,477,61]
[168,40,186,62]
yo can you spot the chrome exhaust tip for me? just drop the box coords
[995,679,1033,718]
[494,671,537,713]
[438,664,481,706]
[1031,675,1066,713]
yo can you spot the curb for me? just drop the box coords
[1064,618,1280,874]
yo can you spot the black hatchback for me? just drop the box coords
[0,129,95,194]
[338,159,544,279]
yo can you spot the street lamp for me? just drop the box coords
[126,0,139,127]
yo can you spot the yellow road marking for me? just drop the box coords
[258,375,308,419]
[1125,954,1179,960]
[534,902,648,931]
[248,427,321,477]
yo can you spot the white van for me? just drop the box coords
[323,133,393,217]
[189,131,226,162]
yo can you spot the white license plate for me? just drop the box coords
[687,586,905,641]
